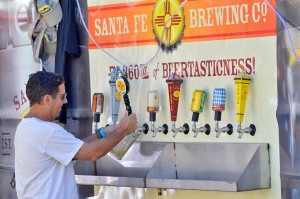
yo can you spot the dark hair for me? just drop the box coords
[26,71,64,106]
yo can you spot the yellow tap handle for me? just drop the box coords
[234,72,251,123]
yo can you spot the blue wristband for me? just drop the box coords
[96,127,106,139]
[99,127,106,138]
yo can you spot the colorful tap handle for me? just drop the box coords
[234,72,251,123]
[190,90,206,122]
[116,70,132,115]
[92,93,104,123]
[110,68,134,160]
[212,88,226,111]
[212,88,226,121]
[147,90,159,121]
[166,73,183,121]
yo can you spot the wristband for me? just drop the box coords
[99,127,106,138]
[95,129,101,139]
[96,127,106,139]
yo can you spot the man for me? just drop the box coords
[14,71,138,199]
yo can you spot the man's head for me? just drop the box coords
[26,71,65,106]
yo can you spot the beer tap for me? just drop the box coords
[91,93,104,133]
[190,90,210,138]
[110,67,148,160]
[212,88,233,138]
[145,90,168,137]
[234,72,256,138]
[166,73,189,138]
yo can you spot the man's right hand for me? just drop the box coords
[74,110,138,161]
[118,110,138,136]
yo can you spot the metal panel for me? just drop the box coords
[0,1,37,199]
[8,0,35,47]
[76,176,146,188]
[96,142,166,178]
[76,142,270,191]
[0,168,17,199]
[146,143,270,191]
[0,0,9,50]
[76,142,167,187]
[0,45,38,170]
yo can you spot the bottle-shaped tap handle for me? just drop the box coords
[92,93,104,131]
[146,90,168,136]
[147,90,159,121]
[92,93,104,122]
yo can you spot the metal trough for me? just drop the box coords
[76,142,270,191]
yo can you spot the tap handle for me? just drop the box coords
[123,93,132,115]
[212,88,226,130]
[116,70,132,115]
[118,73,130,94]
[92,93,104,122]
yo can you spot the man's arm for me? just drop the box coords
[82,123,126,143]
[74,111,137,161]
[81,133,98,143]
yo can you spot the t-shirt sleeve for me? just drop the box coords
[45,128,84,166]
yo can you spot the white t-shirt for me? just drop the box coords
[15,117,84,199]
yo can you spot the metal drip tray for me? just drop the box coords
[76,142,167,187]
[75,142,270,191]
[146,142,270,191]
